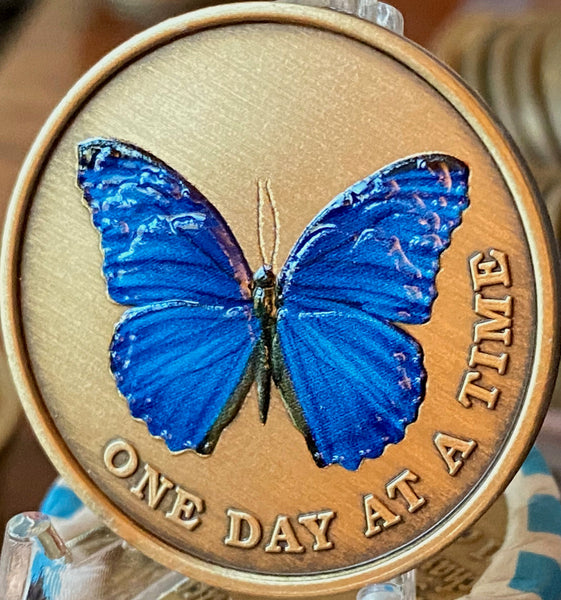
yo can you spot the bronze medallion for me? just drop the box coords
[431,14,497,78]
[458,21,502,100]
[1,3,558,595]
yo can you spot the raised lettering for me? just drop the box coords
[469,345,508,374]
[386,470,426,513]
[363,494,401,537]
[224,509,261,549]
[130,464,173,509]
[104,439,138,478]
[165,487,204,530]
[428,558,456,577]
[474,295,512,345]
[435,565,474,593]
[457,528,482,544]
[457,370,499,409]
[434,432,477,476]
[420,557,475,594]
[298,511,336,551]
[469,538,499,561]
[469,249,511,291]
[265,516,304,554]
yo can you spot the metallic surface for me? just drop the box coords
[1,2,558,595]
[485,25,524,152]
[540,25,561,160]
[510,23,560,166]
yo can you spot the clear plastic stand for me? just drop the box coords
[0,513,195,600]
[280,0,404,35]
[357,573,416,600]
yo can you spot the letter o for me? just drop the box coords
[104,439,139,478]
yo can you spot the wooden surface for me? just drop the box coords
[0,0,462,540]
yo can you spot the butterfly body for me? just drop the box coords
[78,138,470,471]
[251,264,279,423]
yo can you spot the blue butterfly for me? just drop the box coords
[77,139,469,471]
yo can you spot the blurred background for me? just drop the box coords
[1,0,561,542]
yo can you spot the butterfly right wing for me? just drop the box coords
[275,155,469,470]
[78,138,258,452]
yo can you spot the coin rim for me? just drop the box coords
[1,2,559,595]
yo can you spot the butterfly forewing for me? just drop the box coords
[77,138,252,306]
[278,155,469,322]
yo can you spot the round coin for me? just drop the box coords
[544,179,561,241]
[1,3,559,596]
[430,14,497,75]
[542,180,561,412]
[416,494,508,600]
[458,20,503,97]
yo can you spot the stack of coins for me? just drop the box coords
[432,13,561,225]
[432,12,561,409]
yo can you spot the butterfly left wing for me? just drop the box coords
[111,301,260,453]
[77,138,258,453]
[275,154,469,470]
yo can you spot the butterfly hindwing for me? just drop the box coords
[111,302,260,453]
[276,154,469,469]
[274,308,424,470]
[78,138,257,452]
[77,138,252,306]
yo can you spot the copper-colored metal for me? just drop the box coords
[541,26,561,157]
[430,14,498,76]
[510,23,561,166]
[1,3,558,596]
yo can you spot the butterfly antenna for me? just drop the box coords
[265,178,280,272]
[257,179,268,266]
